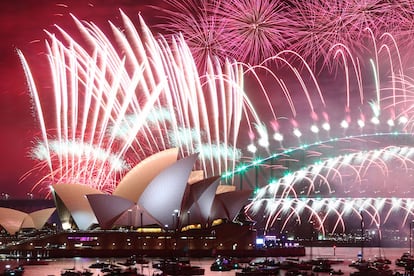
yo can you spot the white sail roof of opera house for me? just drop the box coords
[113,148,180,203]
[86,194,135,229]
[179,176,221,226]
[51,148,182,230]
[86,194,159,229]
[51,149,253,231]
[111,202,160,228]
[51,149,199,230]
[0,207,56,235]
[51,184,104,230]
[21,208,57,229]
[210,190,253,222]
[137,153,199,228]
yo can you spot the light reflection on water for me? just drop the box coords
[2,247,410,276]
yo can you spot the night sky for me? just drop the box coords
[0,0,160,197]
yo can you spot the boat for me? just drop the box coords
[329,269,344,275]
[236,265,280,276]
[285,269,313,276]
[60,269,80,276]
[350,266,394,276]
[350,259,394,276]
[117,255,149,266]
[278,259,299,270]
[102,266,144,276]
[89,261,112,269]
[296,261,313,271]
[312,262,332,273]
[101,264,121,273]
[2,265,24,276]
[374,257,391,265]
[60,268,93,276]
[162,264,204,275]
[309,257,344,265]
[349,259,370,270]
[395,252,414,268]
[152,259,204,275]
[249,257,278,267]
[210,256,240,271]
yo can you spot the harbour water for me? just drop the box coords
[2,247,410,275]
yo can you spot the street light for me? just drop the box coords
[410,221,414,257]
[187,210,191,256]
[172,209,180,232]
[171,214,175,232]
[310,221,315,261]
[360,210,364,262]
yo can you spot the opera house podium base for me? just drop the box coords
[0,223,305,259]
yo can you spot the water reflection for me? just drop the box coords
[1,247,410,276]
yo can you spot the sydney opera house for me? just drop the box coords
[0,149,304,258]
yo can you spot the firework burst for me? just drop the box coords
[156,0,414,71]
[287,0,377,69]
[216,0,294,65]
[156,0,295,68]
[156,0,228,71]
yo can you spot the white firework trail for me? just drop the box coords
[18,11,266,191]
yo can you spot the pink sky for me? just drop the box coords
[0,0,159,197]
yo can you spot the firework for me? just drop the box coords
[157,0,295,67]
[132,2,414,237]
[157,0,414,70]
[246,146,414,234]
[17,3,414,236]
[215,0,294,65]
[248,197,414,236]
[156,0,228,71]
[217,28,413,235]
[19,11,267,192]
